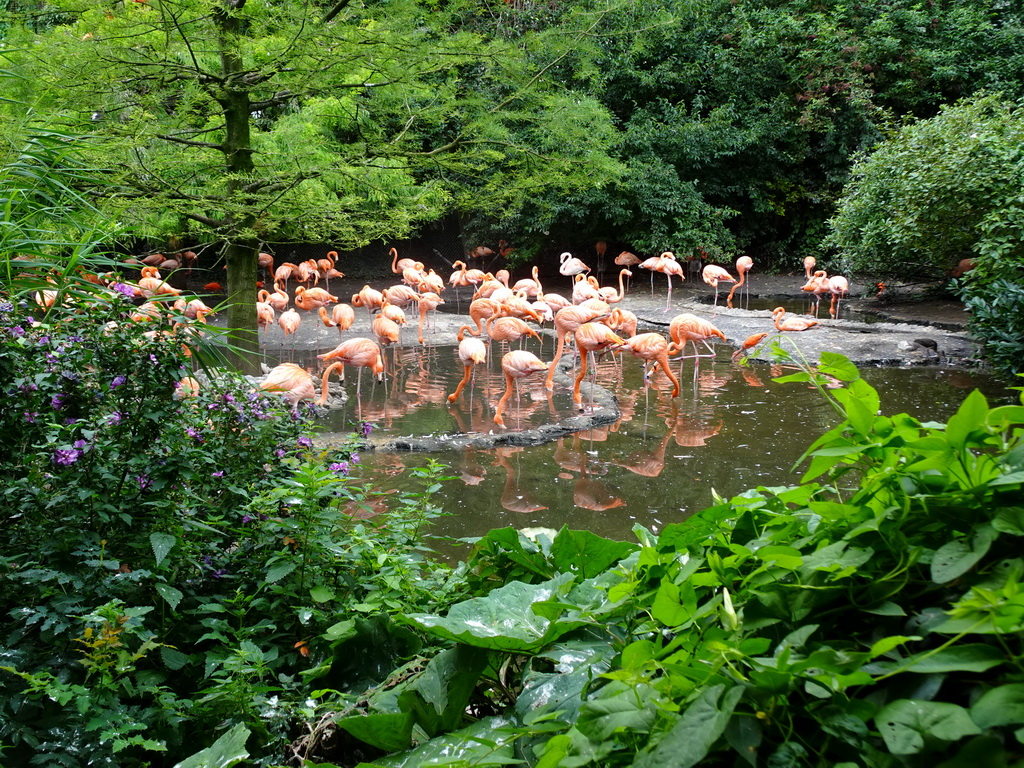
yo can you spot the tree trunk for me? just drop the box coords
[217,0,260,375]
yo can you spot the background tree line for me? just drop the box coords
[2,0,1022,371]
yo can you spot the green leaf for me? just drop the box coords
[160,646,189,671]
[173,724,250,768]
[309,585,335,603]
[367,715,520,767]
[336,712,414,752]
[754,545,803,569]
[266,561,296,584]
[633,684,743,768]
[818,352,861,382]
[550,528,637,579]
[932,527,996,584]
[871,644,1004,675]
[407,573,587,652]
[946,390,989,449]
[971,684,1024,728]
[576,681,658,741]
[993,508,1024,536]
[155,583,183,611]
[875,700,980,755]
[397,645,489,736]
[150,532,176,567]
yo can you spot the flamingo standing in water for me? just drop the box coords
[545,303,610,390]
[801,270,830,315]
[572,322,626,409]
[727,256,753,307]
[317,337,386,398]
[773,306,819,331]
[493,350,549,428]
[618,332,680,398]
[731,332,770,362]
[416,292,444,344]
[702,264,736,309]
[447,336,488,404]
[666,313,727,360]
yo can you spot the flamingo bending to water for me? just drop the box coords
[493,351,549,428]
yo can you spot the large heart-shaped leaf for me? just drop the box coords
[875,700,980,754]
[408,573,586,652]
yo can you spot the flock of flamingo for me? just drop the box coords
[236,245,851,430]
[47,241,848,430]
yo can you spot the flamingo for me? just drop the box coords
[618,333,680,398]
[317,337,386,397]
[773,306,820,331]
[318,305,337,330]
[390,246,419,275]
[458,298,506,339]
[259,363,318,408]
[572,322,626,409]
[597,269,631,305]
[486,315,541,349]
[801,270,830,315]
[382,284,420,308]
[137,267,181,298]
[594,240,608,275]
[545,304,610,390]
[261,283,289,312]
[274,263,298,291]
[278,308,301,338]
[827,275,850,318]
[493,350,548,428]
[727,256,753,307]
[331,303,356,332]
[731,332,770,362]
[512,266,543,299]
[295,286,339,311]
[416,292,444,344]
[257,301,275,333]
[666,313,727,360]
[258,251,275,278]
[651,253,685,312]
[469,245,495,261]
[572,274,601,304]
[605,307,638,338]
[447,337,488,404]
[379,300,407,328]
[372,314,402,349]
[351,285,384,315]
[558,252,591,278]
[318,251,344,288]
[614,251,640,293]
[702,264,736,309]
[803,256,817,280]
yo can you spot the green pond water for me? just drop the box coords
[308,339,1012,549]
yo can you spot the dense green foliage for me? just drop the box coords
[0,279,459,765]
[284,352,1024,767]
[488,0,1024,263]
[827,92,1024,375]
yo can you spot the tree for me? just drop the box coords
[3,0,623,372]
[826,92,1024,281]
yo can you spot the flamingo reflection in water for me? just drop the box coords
[494,447,549,513]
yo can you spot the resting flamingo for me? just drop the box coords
[493,350,549,428]
[773,306,819,331]
[447,337,488,404]
[278,308,301,339]
[331,303,356,332]
[512,266,543,299]
[352,285,384,315]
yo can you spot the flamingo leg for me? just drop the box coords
[664,275,672,312]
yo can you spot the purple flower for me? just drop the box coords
[211,569,227,579]
[297,436,312,448]
[10,326,25,338]
[110,375,127,388]
[186,427,204,442]
[73,439,88,450]
[211,470,224,478]
[149,354,158,364]
[0,300,12,312]
[24,411,37,423]
[112,282,135,298]
[241,514,253,524]
[361,421,374,437]
[37,335,50,345]
[274,449,286,458]
[329,461,349,474]
[53,448,82,466]
[222,393,235,404]
[350,453,360,464]
[25,316,35,326]
[51,394,65,410]
[136,474,152,491]
[108,411,124,425]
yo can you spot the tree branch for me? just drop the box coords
[156,134,225,151]
[322,0,352,25]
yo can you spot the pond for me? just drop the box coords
[296,335,1010,548]
[243,271,1005,550]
